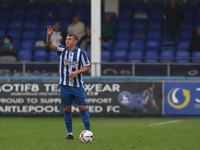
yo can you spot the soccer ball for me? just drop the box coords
[79,130,94,143]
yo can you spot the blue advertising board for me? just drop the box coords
[164,82,200,115]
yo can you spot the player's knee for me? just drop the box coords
[63,105,72,111]
[78,105,86,111]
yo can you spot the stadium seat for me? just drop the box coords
[17,50,32,62]
[149,10,163,21]
[161,40,175,47]
[132,19,147,30]
[147,31,162,40]
[184,10,194,21]
[49,51,59,62]
[0,11,10,20]
[176,51,190,63]
[131,30,146,40]
[129,40,145,50]
[39,21,54,30]
[116,31,131,40]
[58,2,73,10]
[101,41,113,52]
[28,2,42,10]
[12,39,20,50]
[101,51,111,62]
[145,40,160,50]
[73,11,87,22]
[33,50,48,62]
[128,50,143,62]
[36,31,46,40]
[57,10,72,20]
[181,21,193,30]
[26,10,41,20]
[112,50,128,62]
[24,21,39,30]
[118,10,133,21]
[0,20,8,29]
[134,10,148,19]
[180,31,193,40]
[176,40,191,50]
[119,1,133,10]
[134,2,148,11]
[22,30,37,40]
[7,30,22,39]
[11,10,25,20]
[0,30,6,39]
[74,2,88,10]
[20,40,35,52]
[144,50,159,62]
[113,40,129,50]
[181,3,195,10]
[8,20,24,30]
[160,50,175,62]
[162,31,170,40]
[58,21,69,30]
[43,2,57,10]
[13,2,26,10]
[192,51,200,63]
[148,21,162,30]
[117,21,132,30]
[150,2,164,10]
[41,10,56,20]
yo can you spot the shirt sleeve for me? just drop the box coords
[57,45,65,56]
[81,50,90,67]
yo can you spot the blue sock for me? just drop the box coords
[64,111,72,134]
[80,109,90,131]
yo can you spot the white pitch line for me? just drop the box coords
[149,120,182,127]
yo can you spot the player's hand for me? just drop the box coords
[68,71,78,79]
[47,25,54,36]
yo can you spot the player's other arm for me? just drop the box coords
[69,66,90,79]
[46,25,58,52]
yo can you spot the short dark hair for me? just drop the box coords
[5,35,12,43]
[67,33,78,41]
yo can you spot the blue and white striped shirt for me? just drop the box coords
[57,45,90,87]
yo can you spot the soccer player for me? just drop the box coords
[46,25,91,140]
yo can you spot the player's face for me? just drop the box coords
[66,36,77,49]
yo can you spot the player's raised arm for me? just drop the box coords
[46,25,58,52]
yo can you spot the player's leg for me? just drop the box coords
[60,85,74,139]
[78,105,90,131]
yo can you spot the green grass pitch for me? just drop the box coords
[0,117,200,150]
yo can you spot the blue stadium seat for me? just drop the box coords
[116,31,131,40]
[131,30,146,40]
[41,10,56,20]
[176,51,190,63]
[184,10,194,21]
[49,51,59,62]
[180,31,193,40]
[11,10,25,20]
[128,50,143,62]
[112,50,128,62]
[7,30,22,39]
[101,51,111,62]
[129,40,145,50]
[148,21,162,30]
[1,3,12,11]
[114,40,129,50]
[181,21,193,30]
[59,2,73,10]
[181,3,195,10]
[17,50,32,62]
[145,40,160,50]
[28,2,42,10]
[0,20,8,29]
[73,11,87,22]
[176,40,191,50]
[43,2,57,10]
[150,3,164,10]
[161,40,175,47]
[13,2,26,10]
[117,21,132,30]
[119,1,133,10]
[0,30,6,39]
[12,39,20,50]
[37,31,46,40]
[194,22,200,31]
[147,31,162,40]
[20,40,35,52]
[192,51,200,63]
[24,21,39,30]
[132,19,147,30]
[134,2,148,11]
[58,21,69,30]
[22,30,37,40]
[160,50,174,62]
[162,31,170,40]
[40,21,54,30]
[149,10,163,21]
[134,9,148,19]
[0,11,11,20]
[33,50,48,62]
[74,2,88,10]
[57,10,72,20]
[118,10,133,21]
[26,10,41,20]
[8,20,24,30]
[144,50,159,62]
[101,41,113,52]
